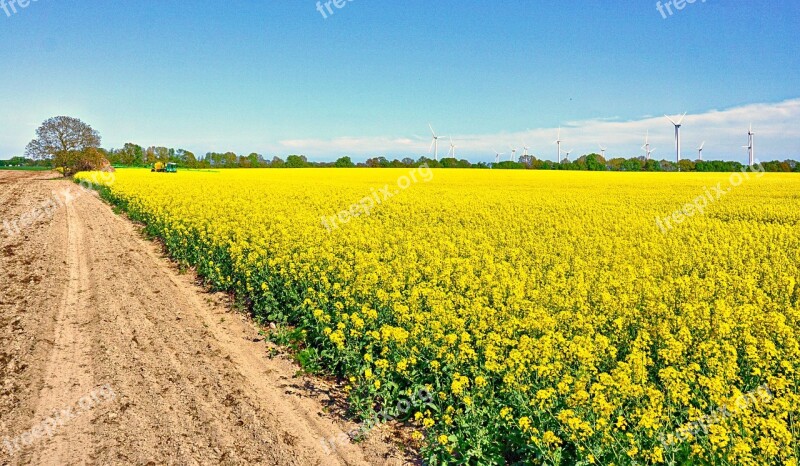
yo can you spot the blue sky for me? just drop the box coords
[1,0,798,162]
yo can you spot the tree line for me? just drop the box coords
[97,146,799,173]
[8,116,800,174]
[9,145,800,173]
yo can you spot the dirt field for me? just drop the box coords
[0,171,412,465]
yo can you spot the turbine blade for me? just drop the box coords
[665,114,677,125]
[677,112,687,125]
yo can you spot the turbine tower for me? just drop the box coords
[564,149,573,163]
[697,141,705,161]
[429,124,442,161]
[509,146,517,162]
[448,137,456,158]
[599,145,607,159]
[744,124,755,167]
[665,113,687,164]
[554,127,563,162]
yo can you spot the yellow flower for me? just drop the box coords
[542,431,561,446]
[518,417,531,431]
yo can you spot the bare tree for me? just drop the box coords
[25,116,102,177]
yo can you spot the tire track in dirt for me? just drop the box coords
[24,197,98,465]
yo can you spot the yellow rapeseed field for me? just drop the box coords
[77,167,800,465]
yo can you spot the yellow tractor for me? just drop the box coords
[151,162,178,173]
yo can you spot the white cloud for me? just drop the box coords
[278,98,800,163]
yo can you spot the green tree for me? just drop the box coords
[156,147,171,162]
[585,153,606,171]
[247,153,262,168]
[24,116,102,176]
[145,147,157,165]
[334,156,355,168]
[365,157,390,168]
[621,158,644,171]
[678,159,696,172]
[224,152,238,167]
[644,159,661,171]
[439,157,461,168]
[285,155,309,168]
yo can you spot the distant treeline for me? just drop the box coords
[4,145,799,173]
[0,156,51,167]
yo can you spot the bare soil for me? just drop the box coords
[0,171,413,466]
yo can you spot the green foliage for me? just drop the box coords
[493,161,526,169]
[644,159,662,171]
[335,156,355,168]
[678,159,696,172]
[621,158,644,171]
[285,154,311,168]
[585,153,606,171]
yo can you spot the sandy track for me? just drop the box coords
[0,171,410,466]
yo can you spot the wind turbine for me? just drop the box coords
[599,145,607,159]
[697,141,705,161]
[554,127,563,162]
[665,113,687,164]
[429,124,442,161]
[448,137,456,158]
[509,146,517,162]
[564,149,573,163]
[493,149,504,164]
[743,124,755,167]
[642,131,655,160]
[642,130,653,160]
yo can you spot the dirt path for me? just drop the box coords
[0,171,410,466]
